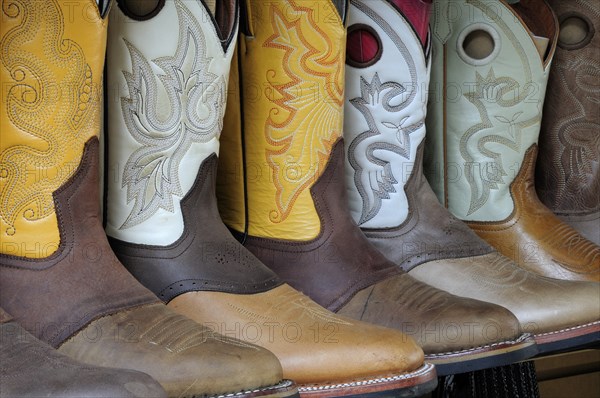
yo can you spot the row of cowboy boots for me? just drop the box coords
[218,0,536,377]
[104,0,437,396]
[219,0,598,362]
[214,0,599,377]
[1,0,598,397]
[1,1,300,397]
[341,0,599,356]
[1,0,436,397]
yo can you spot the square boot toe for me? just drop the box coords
[57,304,284,397]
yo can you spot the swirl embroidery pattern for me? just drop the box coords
[120,0,225,228]
[348,74,423,225]
[547,55,600,210]
[262,1,344,223]
[1,0,96,239]
[461,69,539,215]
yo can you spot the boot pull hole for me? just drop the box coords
[346,24,383,68]
[117,0,165,21]
[457,23,500,66]
[558,15,594,49]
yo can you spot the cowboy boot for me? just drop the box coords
[216,0,538,376]
[0,307,167,398]
[104,0,437,396]
[425,0,600,282]
[0,1,295,397]
[536,0,600,246]
[342,0,599,355]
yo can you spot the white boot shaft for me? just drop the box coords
[106,0,236,244]
[344,0,430,229]
[426,0,556,222]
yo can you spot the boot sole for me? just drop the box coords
[297,363,437,397]
[534,320,600,355]
[424,333,538,375]
[199,379,299,398]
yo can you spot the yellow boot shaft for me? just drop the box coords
[220,0,346,240]
[1,0,108,258]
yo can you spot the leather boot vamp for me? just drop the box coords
[467,146,600,282]
[109,155,282,302]
[364,147,493,273]
[409,253,600,336]
[168,284,424,385]
[243,142,401,312]
[58,303,284,397]
[1,320,167,398]
[0,140,159,347]
[557,212,600,247]
[337,273,522,354]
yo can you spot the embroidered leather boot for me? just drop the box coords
[0,1,294,397]
[536,0,600,246]
[342,0,599,355]
[425,0,600,282]
[104,0,437,396]
[217,0,538,376]
[0,307,167,398]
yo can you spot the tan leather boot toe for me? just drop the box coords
[338,273,532,374]
[410,253,600,353]
[1,308,167,398]
[58,303,292,398]
[169,284,431,390]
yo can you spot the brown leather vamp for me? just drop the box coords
[364,145,493,272]
[0,139,159,347]
[468,145,600,282]
[242,140,401,312]
[110,155,282,302]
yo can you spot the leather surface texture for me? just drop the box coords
[409,252,600,336]
[425,0,558,222]
[58,303,285,398]
[168,283,425,385]
[0,139,159,347]
[0,307,11,324]
[337,272,522,355]
[536,0,600,245]
[1,319,168,398]
[220,0,346,241]
[1,0,108,258]
[109,155,282,300]
[557,211,600,247]
[105,0,237,245]
[467,145,600,282]
[243,141,401,312]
